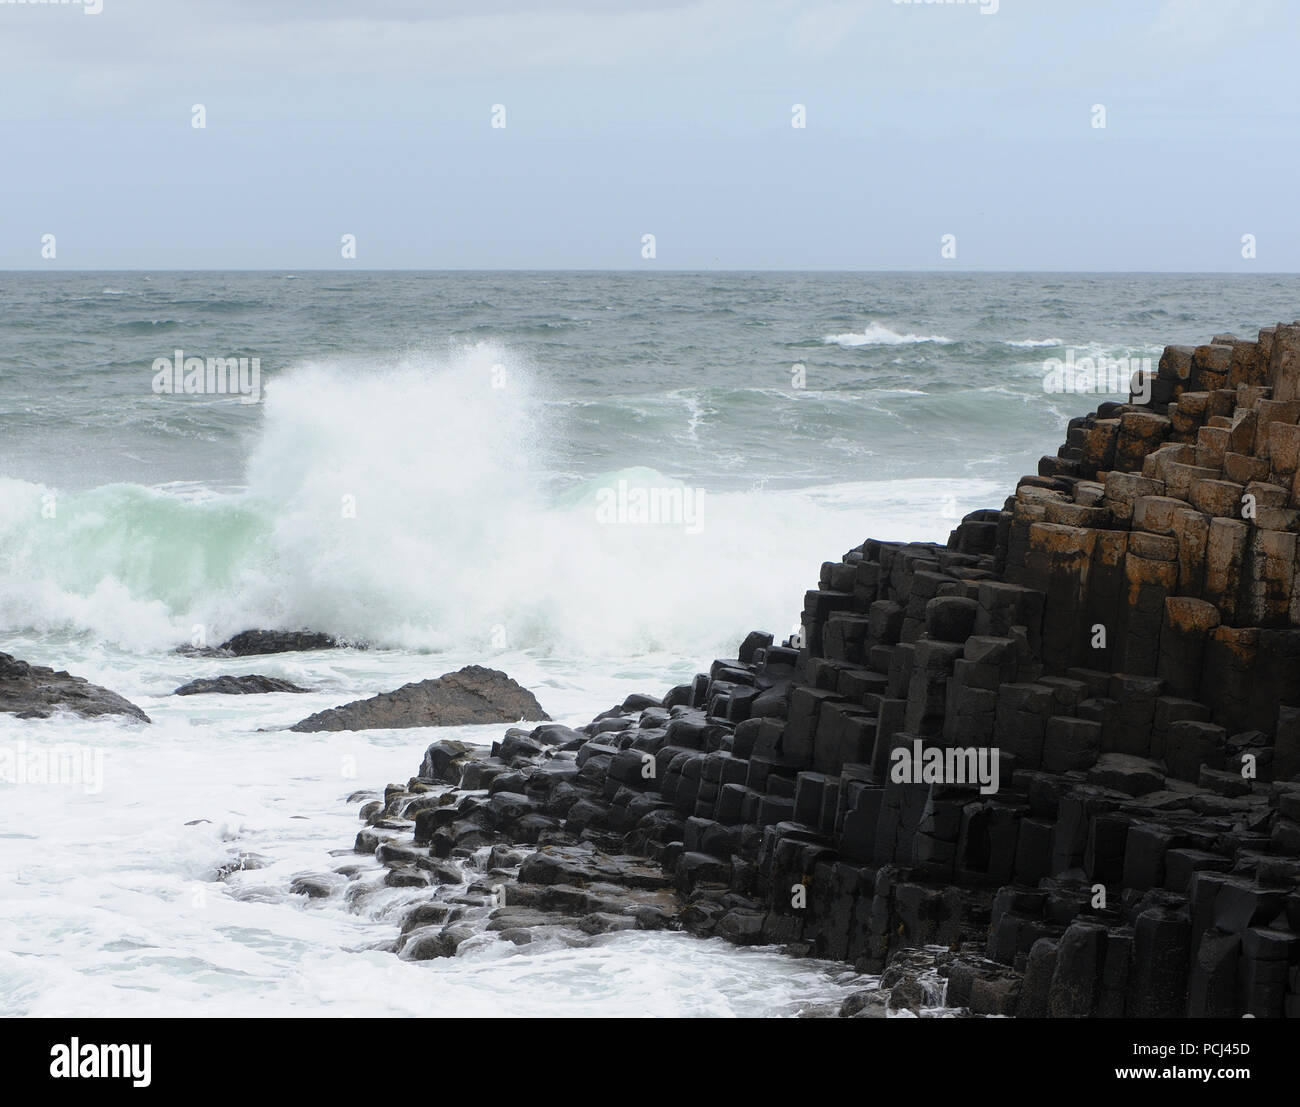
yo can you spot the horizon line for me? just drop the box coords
[2,268,1299,276]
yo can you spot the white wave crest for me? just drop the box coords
[0,344,1003,661]
[823,322,954,347]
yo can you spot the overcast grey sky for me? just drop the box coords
[2,0,1296,270]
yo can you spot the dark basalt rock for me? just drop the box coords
[174,674,312,696]
[288,665,549,733]
[0,652,150,722]
[338,323,1300,1018]
[218,630,340,656]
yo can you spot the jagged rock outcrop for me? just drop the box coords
[0,653,150,722]
[174,675,311,695]
[334,323,1300,1018]
[289,665,549,733]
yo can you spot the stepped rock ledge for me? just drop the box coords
[331,323,1300,1018]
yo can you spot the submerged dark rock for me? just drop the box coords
[0,652,150,722]
[288,665,549,733]
[290,872,348,898]
[174,675,312,696]
[173,644,234,658]
[218,630,340,656]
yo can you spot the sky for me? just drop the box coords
[2,0,1297,271]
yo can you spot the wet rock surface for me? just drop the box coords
[218,630,340,656]
[288,665,550,733]
[0,652,150,722]
[174,674,311,695]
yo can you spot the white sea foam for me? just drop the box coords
[0,671,878,1017]
[0,345,1001,661]
[823,322,954,347]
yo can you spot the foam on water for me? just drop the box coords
[0,650,879,1017]
[0,345,1000,661]
[822,322,955,347]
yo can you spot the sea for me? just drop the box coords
[2,271,1297,1016]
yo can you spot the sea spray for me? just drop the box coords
[0,346,1002,658]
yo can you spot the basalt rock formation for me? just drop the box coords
[340,324,1300,1018]
[289,665,550,733]
[0,652,151,722]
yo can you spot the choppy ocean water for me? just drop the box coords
[2,271,1298,1016]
